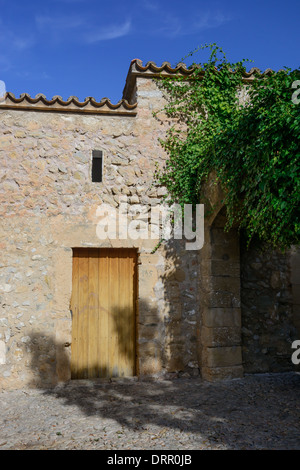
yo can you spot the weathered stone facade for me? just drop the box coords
[241,240,299,373]
[0,59,299,389]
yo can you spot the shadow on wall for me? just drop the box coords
[159,236,200,375]
[28,299,162,388]
[28,236,200,387]
[28,331,59,389]
[240,232,299,373]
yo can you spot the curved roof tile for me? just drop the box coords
[1,59,278,114]
[131,58,276,77]
[0,92,137,115]
[122,59,277,102]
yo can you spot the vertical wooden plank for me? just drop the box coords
[118,252,127,377]
[127,249,135,376]
[77,250,89,379]
[128,250,137,376]
[88,249,99,378]
[135,250,139,377]
[109,251,120,377]
[117,249,137,377]
[71,248,79,379]
[71,248,137,380]
[99,249,109,377]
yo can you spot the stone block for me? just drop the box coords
[138,266,158,297]
[199,259,212,278]
[292,285,300,305]
[210,227,239,246]
[202,346,242,368]
[203,308,241,328]
[138,341,158,356]
[139,356,162,375]
[211,243,240,262]
[164,320,184,338]
[138,324,160,341]
[291,251,300,283]
[0,340,6,365]
[204,291,241,309]
[210,276,241,294]
[165,355,184,372]
[211,260,240,278]
[201,365,243,382]
[201,326,241,347]
[293,304,300,325]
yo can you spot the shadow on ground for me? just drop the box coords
[26,236,300,449]
[28,328,300,449]
[46,373,300,449]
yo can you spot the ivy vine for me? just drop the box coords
[155,44,300,250]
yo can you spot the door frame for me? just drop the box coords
[70,247,139,379]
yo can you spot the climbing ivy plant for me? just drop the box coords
[155,44,300,250]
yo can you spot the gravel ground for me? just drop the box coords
[0,372,299,450]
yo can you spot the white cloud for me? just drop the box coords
[35,14,85,31]
[0,20,35,73]
[35,13,89,45]
[154,14,182,38]
[141,0,159,11]
[151,9,231,38]
[0,20,35,51]
[35,14,131,43]
[84,19,131,43]
[191,10,231,32]
[11,36,35,51]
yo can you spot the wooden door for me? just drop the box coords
[70,248,137,379]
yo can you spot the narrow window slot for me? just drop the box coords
[92,150,103,182]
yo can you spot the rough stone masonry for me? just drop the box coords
[0,59,299,390]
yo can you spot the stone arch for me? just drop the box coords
[198,199,243,381]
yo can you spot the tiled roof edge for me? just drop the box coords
[132,58,276,77]
[1,60,280,113]
[122,58,278,101]
[0,92,137,115]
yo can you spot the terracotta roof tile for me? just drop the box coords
[122,59,277,101]
[0,92,137,115]
[130,58,276,77]
[1,59,278,114]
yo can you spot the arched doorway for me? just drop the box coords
[199,206,243,381]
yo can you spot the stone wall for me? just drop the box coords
[199,207,243,381]
[240,238,299,373]
[0,76,200,389]
[291,246,300,340]
[0,63,299,389]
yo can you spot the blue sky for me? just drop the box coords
[0,0,299,104]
